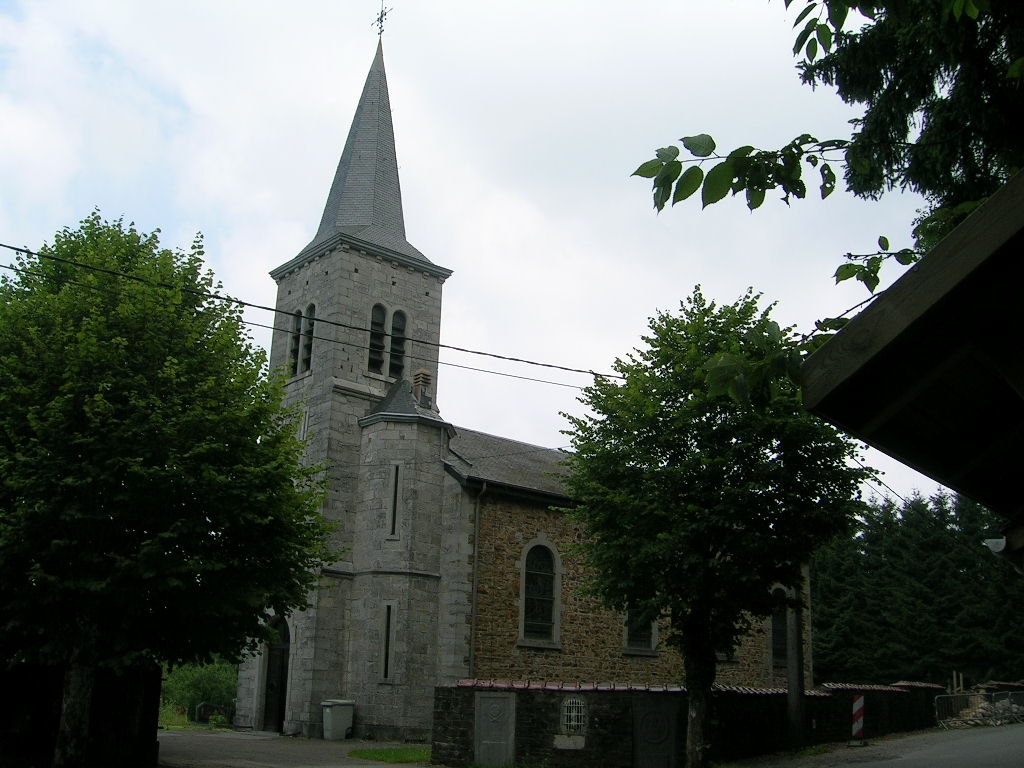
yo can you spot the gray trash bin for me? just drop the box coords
[321,699,355,740]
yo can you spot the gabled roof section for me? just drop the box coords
[277,40,448,279]
[446,428,568,501]
[358,379,453,433]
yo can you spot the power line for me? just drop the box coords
[0,241,622,385]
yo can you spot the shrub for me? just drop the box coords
[162,660,237,722]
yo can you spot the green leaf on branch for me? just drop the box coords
[806,36,819,61]
[674,166,704,204]
[656,146,681,163]
[794,16,817,55]
[682,134,716,158]
[857,268,880,293]
[793,2,817,27]
[819,163,837,198]
[877,235,890,250]
[834,263,859,283]
[633,159,663,178]
[746,186,766,210]
[702,161,735,208]
[894,248,918,266]
[826,1,848,31]
[816,23,833,52]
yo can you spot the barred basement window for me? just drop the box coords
[561,695,587,735]
[368,304,386,373]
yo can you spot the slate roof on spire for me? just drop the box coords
[280,40,447,277]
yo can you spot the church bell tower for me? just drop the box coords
[235,39,454,738]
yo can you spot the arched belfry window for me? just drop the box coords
[368,304,387,374]
[288,310,303,377]
[389,311,406,379]
[519,538,562,647]
[300,304,315,374]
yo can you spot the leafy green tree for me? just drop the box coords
[561,288,868,768]
[812,494,1024,685]
[635,0,1024,293]
[0,214,332,767]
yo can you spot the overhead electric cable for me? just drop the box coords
[0,241,622,383]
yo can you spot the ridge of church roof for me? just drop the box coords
[446,427,567,499]
[298,40,433,268]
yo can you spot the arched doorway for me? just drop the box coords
[261,617,290,732]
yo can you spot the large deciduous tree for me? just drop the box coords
[561,288,868,768]
[0,214,332,767]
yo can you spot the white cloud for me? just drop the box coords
[0,0,940,500]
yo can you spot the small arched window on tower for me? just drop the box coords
[368,304,387,374]
[288,310,303,377]
[300,304,315,373]
[388,311,406,379]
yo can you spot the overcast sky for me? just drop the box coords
[0,0,945,502]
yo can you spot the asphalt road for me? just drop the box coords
[728,723,1024,767]
[158,723,1024,768]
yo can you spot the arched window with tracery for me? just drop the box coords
[519,538,562,647]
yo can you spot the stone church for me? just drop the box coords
[234,41,799,740]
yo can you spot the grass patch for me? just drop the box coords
[347,746,431,763]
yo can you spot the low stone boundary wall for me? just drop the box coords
[433,679,945,767]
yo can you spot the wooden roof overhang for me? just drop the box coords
[802,173,1024,565]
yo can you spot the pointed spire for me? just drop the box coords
[302,40,430,265]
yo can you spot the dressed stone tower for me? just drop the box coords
[234,40,456,739]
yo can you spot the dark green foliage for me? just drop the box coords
[562,288,868,767]
[162,660,238,722]
[0,213,333,764]
[803,0,1024,209]
[812,494,1024,686]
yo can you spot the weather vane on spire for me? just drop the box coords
[374,2,392,37]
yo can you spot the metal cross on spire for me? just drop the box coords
[374,2,392,36]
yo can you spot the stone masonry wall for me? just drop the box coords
[471,495,798,688]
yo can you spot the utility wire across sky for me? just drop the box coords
[0,241,624,389]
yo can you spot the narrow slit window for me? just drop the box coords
[382,603,394,679]
[300,304,315,373]
[368,304,386,374]
[389,311,406,379]
[389,464,401,537]
[288,310,302,377]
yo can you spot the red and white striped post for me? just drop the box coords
[849,694,866,746]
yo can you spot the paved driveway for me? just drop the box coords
[160,723,1024,768]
